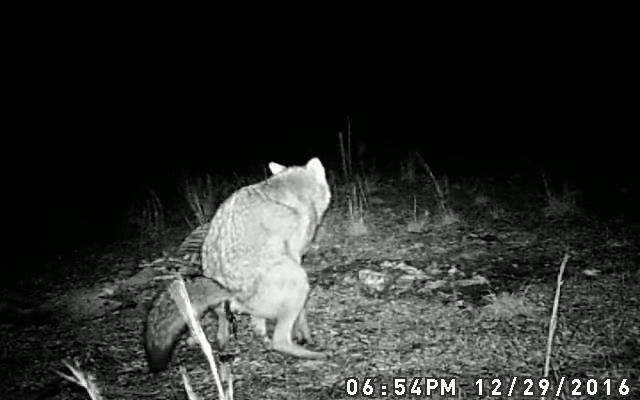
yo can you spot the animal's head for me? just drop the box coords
[268,157,331,219]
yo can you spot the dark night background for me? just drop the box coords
[4,36,637,284]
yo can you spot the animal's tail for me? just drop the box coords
[143,277,230,371]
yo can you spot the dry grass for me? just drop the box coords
[128,188,165,240]
[182,173,221,227]
[346,180,369,236]
[482,291,542,320]
[55,360,103,400]
[338,129,372,237]
[541,171,581,218]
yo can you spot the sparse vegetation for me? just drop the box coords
[406,195,430,233]
[403,152,462,232]
[482,291,541,320]
[56,360,103,400]
[399,152,418,184]
[338,127,372,236]
[182,173,219,227]
[346,179,369,236]
[128,188,165,240]
[541,170,581,218]
[488,205,507,220]
[413,152,450,216]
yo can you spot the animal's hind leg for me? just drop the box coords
[250,316,271,347]
[248,259,326,359]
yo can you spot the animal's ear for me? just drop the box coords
[268,162,286,175]
[306,157,325,180]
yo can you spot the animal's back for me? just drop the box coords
[202,158,331,299]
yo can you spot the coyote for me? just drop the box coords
[144,158,331,371]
